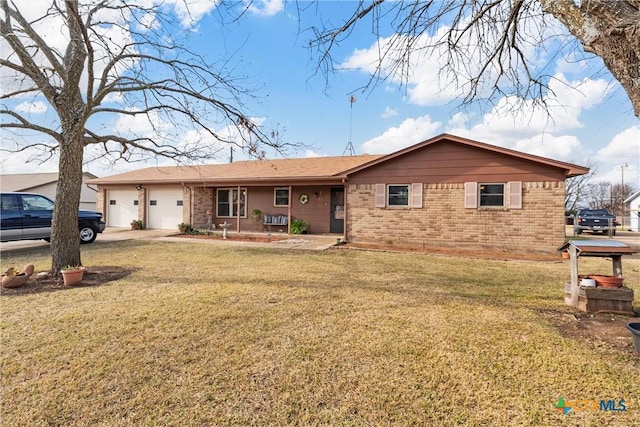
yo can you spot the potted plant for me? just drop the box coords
[61,265,85,286]
[130,219,143,230]
[178,222,190,233]
[249,209,263,224]
[291,218,310,234]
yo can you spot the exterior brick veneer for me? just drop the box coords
[346,181,565,253]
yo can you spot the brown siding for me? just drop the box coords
[348,141,567,184]
[347,181,566,253]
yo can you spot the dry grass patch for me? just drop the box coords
[1,241,638,426]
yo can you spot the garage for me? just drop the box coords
[147,187,184,229]
[106,189,139,227]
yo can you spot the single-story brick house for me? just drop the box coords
[89,133,589,252]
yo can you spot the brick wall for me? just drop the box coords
[190,186,213,227]
[347,181,566,253]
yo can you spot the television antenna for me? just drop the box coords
[343,95,357,156]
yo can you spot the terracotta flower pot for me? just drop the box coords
[61,267,85,286]
[588,275,623,288]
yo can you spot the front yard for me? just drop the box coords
[1,240,638,426]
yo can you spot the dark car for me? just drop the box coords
[0,192,105,244]
[574,208,618,236]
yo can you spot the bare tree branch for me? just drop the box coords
[306,0,640,117]
[0,0,295,273]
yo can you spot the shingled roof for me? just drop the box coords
[88,155,383,185]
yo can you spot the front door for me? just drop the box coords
[330,187,344,234]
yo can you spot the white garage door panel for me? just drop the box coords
[148,188,183,229]
[107,190,138,227]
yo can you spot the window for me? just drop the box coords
[479,184,504,207]
[375,183,423,208]
[109,200,116,205]
[149,200,157,206]
[274,188,289,207]
[177,200,183,206]
[1,194,19,211]
[465,182,521,209]
[21,194,54,211]
[387,185,409,207]
[217,188,246,217]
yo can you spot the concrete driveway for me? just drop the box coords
[0,228,175,255]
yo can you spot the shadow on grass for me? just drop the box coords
[1,266,136,296]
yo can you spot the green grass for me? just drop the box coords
[1,241,639,426]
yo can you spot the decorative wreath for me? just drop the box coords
[299,194,309,205]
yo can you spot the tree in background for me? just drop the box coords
[1,1,289,274]
[308,0,639,118]
[585,182,636,225]
[565,160,596,216]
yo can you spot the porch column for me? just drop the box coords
[236,185,241,233]
[288,185,292,234]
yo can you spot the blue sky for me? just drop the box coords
[1,0,638,189]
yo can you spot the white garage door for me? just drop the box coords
[107,190,139,227]
[147,188,184,229]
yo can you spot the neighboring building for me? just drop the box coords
[0,172,99,210]
[624,191,640,232]
[89,134,589,253]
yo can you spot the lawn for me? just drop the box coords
[1,240,638,426]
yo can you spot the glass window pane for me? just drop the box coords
[22,195,54,210]
[479,184,504,207]
[217,189,230,217]
[275,188,289,206]
[388,185,409,206]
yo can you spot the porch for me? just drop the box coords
[187,184,346,235]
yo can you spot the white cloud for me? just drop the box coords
[0,149,59,174]
[513,134,582,162]
[341,30,467,106]
[595,125,640,163]
[592,126,640,186]
[444,73,611,148]
[381,106,398,119]
[246,0,284,17]
[163,0,218,27]
[360,115,441,154]
[14,101,48,114]
[304,149,326,158]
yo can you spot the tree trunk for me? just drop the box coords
[51,127,84,276]
[542,0,640,118]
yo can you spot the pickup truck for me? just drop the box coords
[574,208,618,236]
[0,192,105,244]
